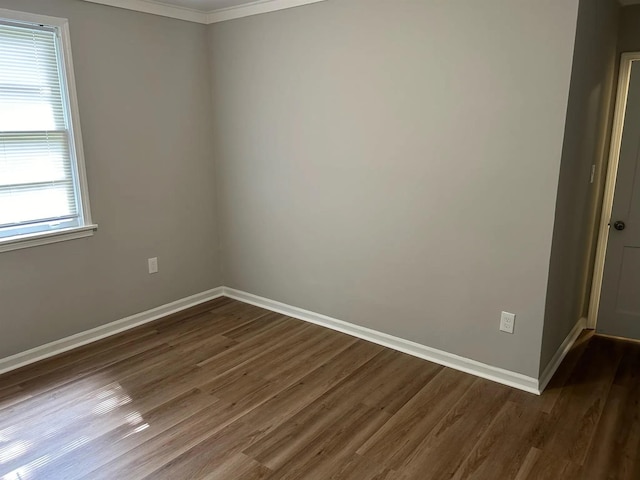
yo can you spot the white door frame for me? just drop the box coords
[588,52,640,329]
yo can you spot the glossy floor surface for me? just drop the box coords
[0,298,638,479]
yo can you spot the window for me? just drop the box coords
[0,9,95,252]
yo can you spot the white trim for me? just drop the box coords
[0,9,96,247]
[222,288,541,395]
[0,8,71,26]
[58,20,94,227]
[0,287,224,375]
[0,225,98,253]
[595,332,640,344]
[81,0,327,24]
[0,285,570,394]
[81,0,209,23]
[587,53,640,329]
[206,0,327,23]
[538,317,586,393]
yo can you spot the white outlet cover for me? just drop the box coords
[500,312,516,334]
[148,257,159,274]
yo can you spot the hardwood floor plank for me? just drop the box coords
[87,340,381,480]
[167,333,239,365]
[513,447,542,480]
[206,299,267,319]
[323,454,394,480]
[580,343,640,480]
[0,302,240,399]
[513,448,582,480]
[222,312,288,342]
[2,388,221,480]
[450,401,547,480]
[264,402,391,480]
[199,454,272,480]
[1,378,219,478]
[535,335,624,465]
[244,348,441,471]
[195,318,312,371]
[163,316,248,347]
[0,385,28,409]
[357,368,475,469]
[77,396,241,480]
[143,445,272,480]
[161,341,386,477]
[5,297,231,385]
[0,331,168,399]
[315,349,442,416]
[394,380,513,479]
[107,322,314,411]
[1,299,640,479]
[201,330,357,409]
[219,340,384,442]
[357,351,444,414]
[1,344,175,427]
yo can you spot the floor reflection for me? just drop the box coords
[0,379,148,480]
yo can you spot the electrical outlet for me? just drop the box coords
[148,257,159,274]
[500,311,516,334]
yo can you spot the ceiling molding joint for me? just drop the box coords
[82,0,328,24]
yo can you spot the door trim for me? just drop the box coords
[588,52,640,329]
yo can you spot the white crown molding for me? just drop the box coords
[82,0,327,24]
[82,0,208,23]
[206,0,326,23]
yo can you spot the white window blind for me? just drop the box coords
[0,20,83,239]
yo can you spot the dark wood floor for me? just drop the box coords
[0,297,638,479]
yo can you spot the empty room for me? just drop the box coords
[0,0,638,478]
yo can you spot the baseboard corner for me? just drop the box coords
[537,317,587,393]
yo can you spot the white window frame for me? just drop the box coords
[0,8,96,254]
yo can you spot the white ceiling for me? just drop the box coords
[83,0,328,23]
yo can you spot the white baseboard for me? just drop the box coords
[2,285,580,395]
[222,288,541,395]
[0,287,225,376]
[538,317,587,392]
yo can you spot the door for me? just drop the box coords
[598,59,640,339]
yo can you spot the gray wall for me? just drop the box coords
[540,0,620,374]
[209,0,580,377]
[0,0,221,359]
[618,5,640,53]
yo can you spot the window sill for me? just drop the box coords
[0,224,98,253]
